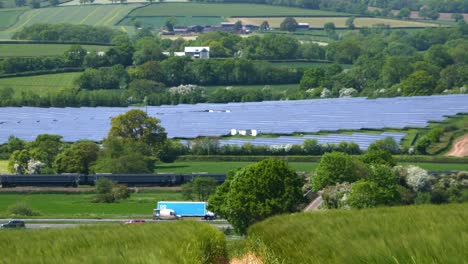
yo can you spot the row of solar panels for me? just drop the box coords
[0,95,467,143]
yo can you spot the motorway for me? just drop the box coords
[0,218,232,229]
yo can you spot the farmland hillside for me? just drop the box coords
[247,203,468,264]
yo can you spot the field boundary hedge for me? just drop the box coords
[0,68,84,79]
[177,155,468,163]
[0,40,114,46]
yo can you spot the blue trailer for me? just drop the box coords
[155,201,215,220]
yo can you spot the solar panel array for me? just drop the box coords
[0,95,467,144]
[217,132,407,150]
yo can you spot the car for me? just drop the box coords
[0,220,25,228]
[125,219,146,225]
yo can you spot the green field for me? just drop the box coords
[127,3,349,17]
[0,160,8,174]
[0,222,227,264]
[0,72,81,95]
[0,5,139,39]
[0,43,110,57]
[119,16,225,29]
[247,203,468,263]
[156,161,468,173]
[0,9,26,30]
[0,189,183,218]
[270,61,352,69]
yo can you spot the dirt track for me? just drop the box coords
[445,135,468,157]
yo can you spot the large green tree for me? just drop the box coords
[208,158,303,234]
[312,152,368,191]
[54,141,99,174]
[280,17,298,32]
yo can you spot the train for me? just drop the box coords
[0,173,226,187]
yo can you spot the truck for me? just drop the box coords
[153,201,216,220]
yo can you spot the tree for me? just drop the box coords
[312,152,368,191]
[361,149,396,167]
[28,0,40,8]
[280,17,298,32]
[400,70,437,96]
[165,17,177,32]
[259,21,270,31]
[108,109,167,149]
[94,178,131,203]
[424,44,453,68]
[234,20,242,32]
[49,0,59,6]
[419,7,439,20]
[398,8,411,19]
[208,158,303,234]
[64,45,87,67]
[28,134,64,168]
[324,22,336,34]
[346,16,356,30]
[347,180,381,208]
[54,141,99,174]
[15,0,26,6]
[368,137,400,154]
[451,13,464,23]
[181,177,218,201]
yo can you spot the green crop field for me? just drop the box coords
[0,160,8,174]
[156,161,468,174]
[0,189,183,218]
[229,16,440,28]
[119,16,225,29]
[0,9,26,30]
[0,43,110,57]
[248,203,468,263]
[156,161,317,174]
[127,3,349,17]
[0,5,139,39]
[0,222,227,264]
[0,72,81,96]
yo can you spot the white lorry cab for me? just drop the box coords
[153,208,181,220]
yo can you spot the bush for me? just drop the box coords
[8,203,39,216]
[94,178,131,203]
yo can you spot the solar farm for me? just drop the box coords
[0,95,467,147]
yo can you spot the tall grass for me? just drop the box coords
[248,203,468,264]
[0,222,227,264]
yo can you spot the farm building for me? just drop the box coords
[184,47,210,59]
[297,23,310,30]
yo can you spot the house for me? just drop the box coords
[184,46,210,59]
[297,23,310,30]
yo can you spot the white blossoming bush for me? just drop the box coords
[27,159,45,175]
[320,88,331,98]
[321,182,352,209]
[168,84,205,95]
[395,165,433,192]
[339,88,358,98]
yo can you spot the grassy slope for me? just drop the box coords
[0,5,138,39]
[0,43,110,57]
[0,72,81,95]
[0,9,26,29]
[0,189,183,218]
[0,222,227,264]
[128,3,348,17]
[155,161,468,173]
[248,203,468,264]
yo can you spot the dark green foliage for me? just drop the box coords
[361,149,396,167]
[8,203,39,216]
[312,152,368,191]
[280,17,298,32]
[208,158,303,234]
[94,178,131,203]
[368,137,400,154]
[54,141,99,174]
[75,65,128,90]
[12,23,120,43]
[181,177,218,201]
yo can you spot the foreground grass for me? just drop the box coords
[0,189,183,218]
[248,203,468,264]
[0,222,227,264]
[0,43,110,57]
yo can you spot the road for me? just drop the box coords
[304,192,323,211]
